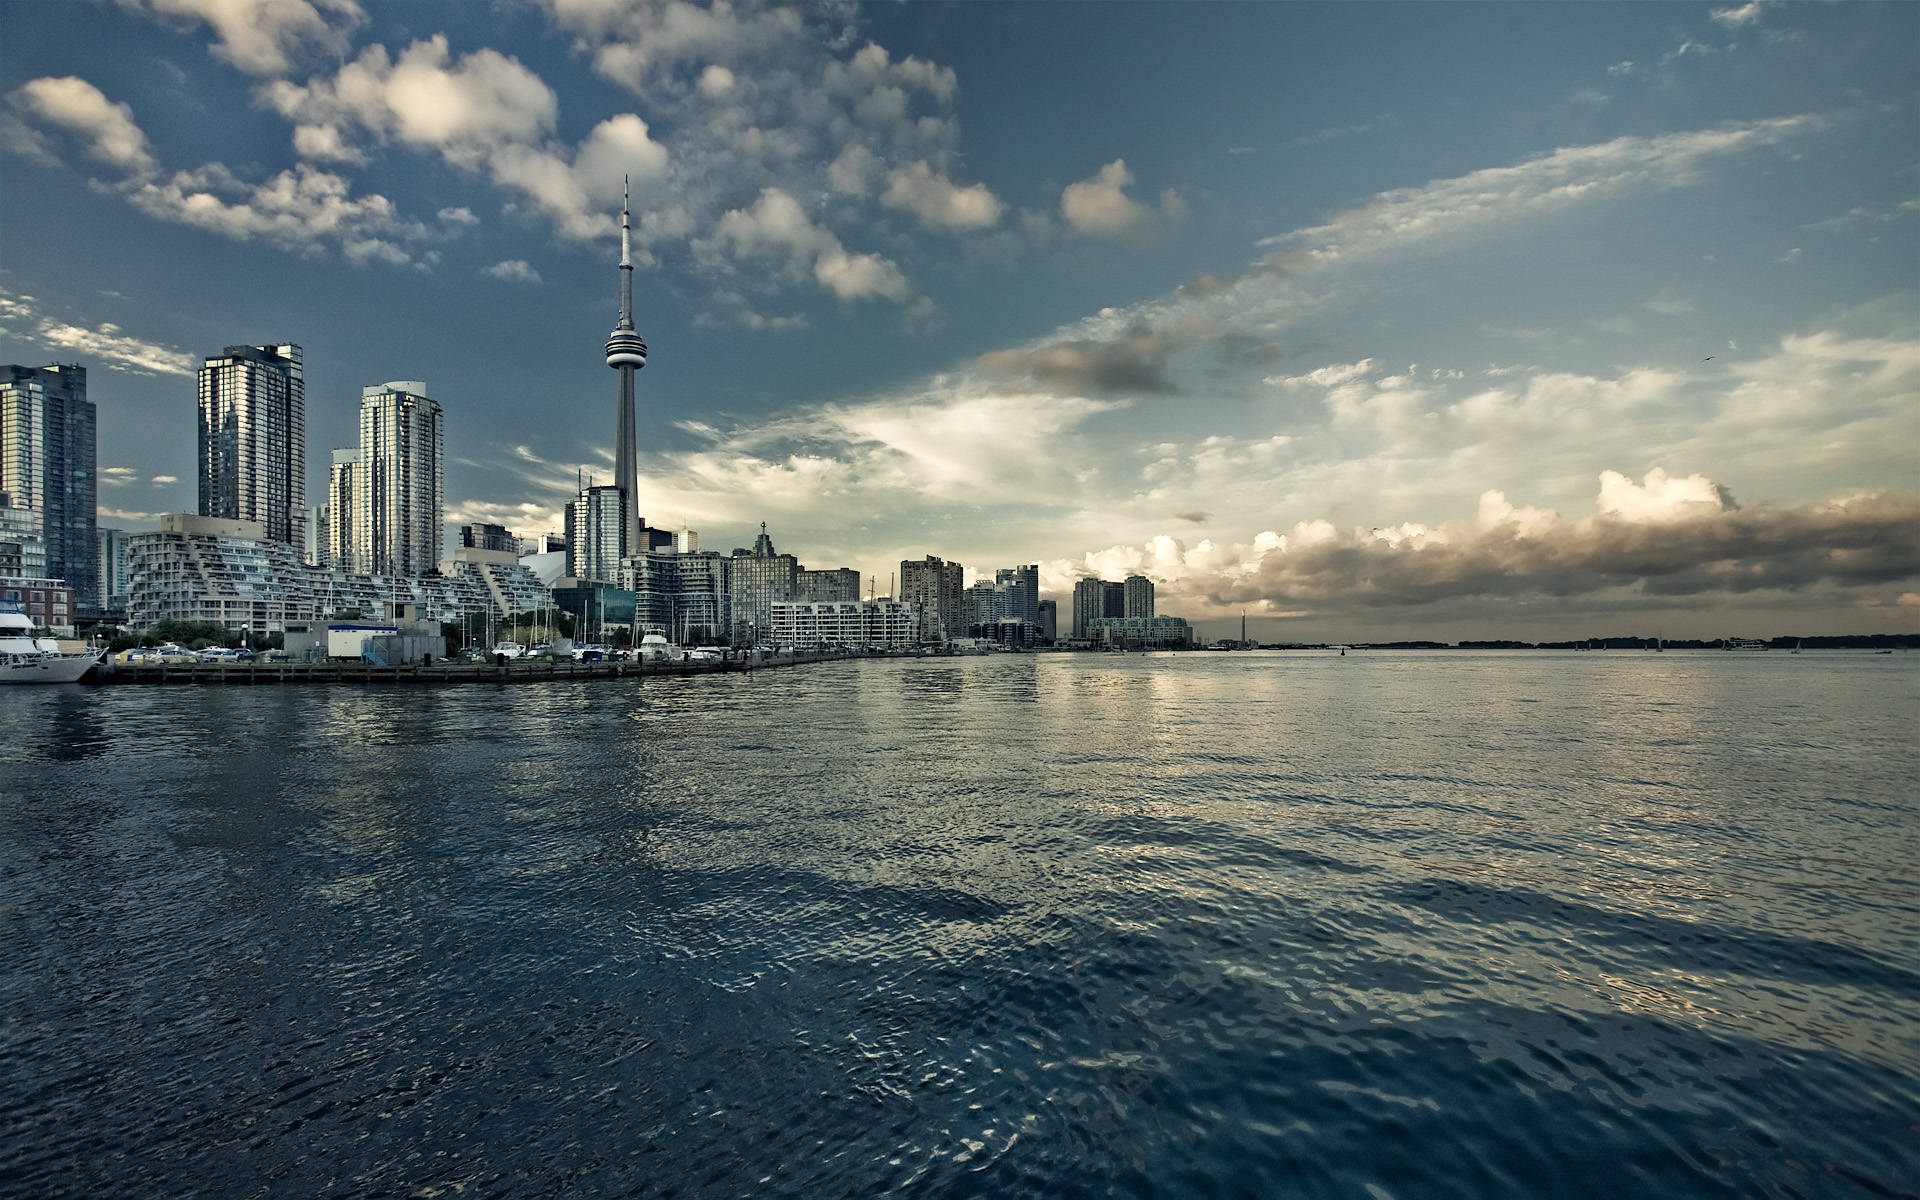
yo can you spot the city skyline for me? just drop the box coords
[2,1,1916,639]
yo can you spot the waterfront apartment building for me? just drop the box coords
[1088,615,1191,649]
[770,599,920,652]
[127,513,549,635]
[326,449,358,570]
[197,344,304,549]
[1,363,96,609]
[797,567,861,603]
[899,554,965,642]
[617,548,733,641]
[355,382,443,577]
[1070,576,1129,639]
[1123,574,1155,619]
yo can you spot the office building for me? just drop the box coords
[900,554,965,642]
[996,563,1040,627]
[1037,598,1057,643]
[729,522,797,645]
[355,382,443,576]
[797,567,861,603]
[1,363,96,608]
[197,344,303,548]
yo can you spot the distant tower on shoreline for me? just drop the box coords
[603,175,648,557]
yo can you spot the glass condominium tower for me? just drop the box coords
[197,343,305,548]
[0,363,96,609]
[356,382,444,577]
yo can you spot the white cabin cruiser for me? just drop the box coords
[0,605,102,683]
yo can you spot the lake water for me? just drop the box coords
[3,651,1917,1198]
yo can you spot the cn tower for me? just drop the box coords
[603,175,648,554]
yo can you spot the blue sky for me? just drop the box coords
[2,0,1915,638]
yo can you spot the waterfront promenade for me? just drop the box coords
[86,648,871,686]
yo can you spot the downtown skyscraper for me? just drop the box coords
[0,363,96,609]
[197,344,304,548]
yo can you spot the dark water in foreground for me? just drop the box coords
[2,651,1917,1198]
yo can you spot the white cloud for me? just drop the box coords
[1052,474,1917,622]
[710,187,911,303]
[437,205,478,225]
[0,287,197,376]
[881,161,1003,231]
[151,474,179,485]
[482,259,542,284]
[827,143,879,195]
[266,37,668,243]
[118,0,365,77]
[1062,158,1149,236]
[99,467,138,486]
[125,161,425,264]
[11,77,156,174]
[1596,467,1735,521]
[1709,2,1764,29]
[1262,116,1819,263]
[813,248,909,301]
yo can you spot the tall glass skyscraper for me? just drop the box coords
[355,382,443,577]
[197,344,305,548]
[0,363,96,608]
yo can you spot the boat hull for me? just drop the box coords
[0,651,103,683]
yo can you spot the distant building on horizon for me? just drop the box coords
[797,567,861,603]
[197,344,304,551]
[1,363,97,610]
[1124,574,1155,620]
[460,521,519,555]
[899,554,965,643]
[1071,576,1135,639]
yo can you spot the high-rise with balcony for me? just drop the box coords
[0,364,96,610]
[355,382,443,576]
[1123,574,1155,619]
[197,344,304,549]
[326,449,359,571]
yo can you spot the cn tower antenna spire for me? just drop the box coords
[604,173,647,558]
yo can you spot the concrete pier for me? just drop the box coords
[85,650,873,686]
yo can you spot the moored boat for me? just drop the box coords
[0,603,103,683]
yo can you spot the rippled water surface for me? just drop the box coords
[3,651,1917,1198]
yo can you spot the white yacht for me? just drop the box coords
[637,633,673,662]
[0,605,103,684]
[492,640,526,659]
